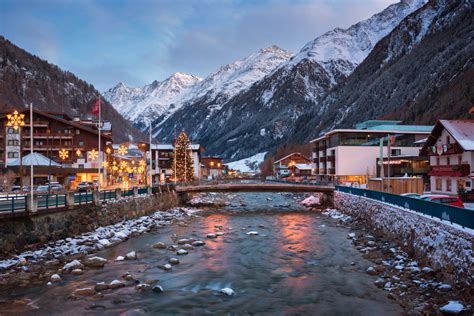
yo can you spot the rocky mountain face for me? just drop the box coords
[103,72,202,127]
[105,45,293,132]
[294,0,473,143]
[0,36,144,142]
[149,0,426,160]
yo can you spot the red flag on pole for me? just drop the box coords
[92,98,100,115]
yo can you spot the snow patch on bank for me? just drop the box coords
[0,207,200,271]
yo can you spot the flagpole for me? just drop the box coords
[98,96,101,192]
[173,129,177,184]
[149,120,152,187]
[30,103,34,209]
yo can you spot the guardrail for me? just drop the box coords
[335,186,474,229]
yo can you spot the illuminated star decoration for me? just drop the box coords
[120,161,128,169]
[76,149,82,157]
[59,149,69,160]
[101,161,109,168]
[117,145,128,156]
[106,147,112,155]
[7,110,25,130]
[88,149,99,161]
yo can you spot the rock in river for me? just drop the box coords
[168,258,180,265]
[125,251,137,260]
[439,301,465,314]
[73,287,95,297]
[51,274,62,282]
[220,287,235,296]
[246,231,259,236]
[109,280,125,289]
[95,282,108,291]
[207,233,217,239]
[153,242,167,249]
[192,240,205,247]
[177,249,188,255]
[83,256,107,268]
[152,285,164,293]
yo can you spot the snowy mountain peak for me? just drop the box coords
[285,0,428,80]
[103,71,201,123]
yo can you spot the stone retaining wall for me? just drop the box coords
[0,192,180,258]
[334,191,473,284]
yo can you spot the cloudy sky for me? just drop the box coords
[1,0,396,91]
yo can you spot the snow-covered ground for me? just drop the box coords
[464,203,474,210]
[0,207,200,272]
[226,152,267,174]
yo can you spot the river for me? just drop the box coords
[1,193,402,315]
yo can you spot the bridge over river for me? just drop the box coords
[175,182,335,206]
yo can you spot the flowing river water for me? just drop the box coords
[1,193,402,315]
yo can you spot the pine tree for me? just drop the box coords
[172,131,194,182]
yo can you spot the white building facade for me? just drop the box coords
[310,121,432,185]
[422,120,474,195]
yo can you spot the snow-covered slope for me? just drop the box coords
[183,46,293,113]
[103,72,202,123]
[105,46,292,127]
[226,152,267,173]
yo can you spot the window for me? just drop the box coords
[458,156,462,165]
[391,149,401,156]
[76,129,80,135]
[446,179,452,192]
[7,128,17,134]
[7,152,19,158]
[466,181,472,188]
[446,157,450,165]
[79,141,85,147]
[436,157,440,165]
[7,140,19,146]
[436,178,442,191]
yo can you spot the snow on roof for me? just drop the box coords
[295,163,312,170]
[273,152,309,164]
[9,152,61,167]
[440,120,474,151]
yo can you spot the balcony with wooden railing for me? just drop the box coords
[327,155,335,163]
[428,164,470,177]
[23,132,73,139]
[319,156,326,163]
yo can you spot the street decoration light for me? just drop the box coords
[101,161,109,168]
[105,147,112,155]
[59,149,69,160]
[88,149,99,161]
[7,110,25,130]
[76,149,82,157]
[117,144,128,156]
[120,161,128,169]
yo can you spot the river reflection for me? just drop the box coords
[0,193,402,315]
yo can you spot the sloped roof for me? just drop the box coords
[9,152,61,167]
[421,120,474,155]
[440,120,474,150]
[273,152,310,164]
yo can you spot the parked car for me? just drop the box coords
[420,195,464,208]
[35,185,50,193]
[77,182,91,192]
[11,185,22,193]
[46,182,63,192]
[400,193,421,199]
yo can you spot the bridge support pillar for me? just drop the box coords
[115,188,122,199]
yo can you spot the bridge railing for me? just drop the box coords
[336,186,474,229]
[267,179,334,187]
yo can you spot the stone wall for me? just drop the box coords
[0,192,181,258]
[334,191,473,284]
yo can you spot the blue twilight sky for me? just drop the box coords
[1,0,395,91]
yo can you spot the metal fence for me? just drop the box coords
[75,192,94,205]
[335,186,474,229]
[0,195,26,212]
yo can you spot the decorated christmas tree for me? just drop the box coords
[172,131,194,182]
